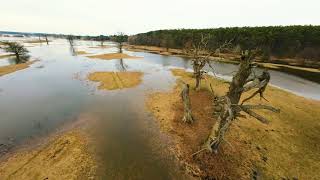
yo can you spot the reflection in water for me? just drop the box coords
[116,58,127,71]
[0,38,319,179]
[0,57,17,66]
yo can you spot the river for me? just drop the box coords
[0,38,319,179]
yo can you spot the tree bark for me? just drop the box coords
[181,83,194,123]
[204,51,254,152]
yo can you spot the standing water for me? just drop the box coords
[0,38,319,178]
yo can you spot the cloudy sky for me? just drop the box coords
[0,0,319,35]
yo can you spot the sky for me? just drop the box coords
[0,0,319,35]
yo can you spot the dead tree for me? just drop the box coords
[45,35,49,45]
[38,35,42,45]
[186,34,231,91]
[1,41,30,63]
[67,35,76,55]
[202,50,279,153]
[181,82,194,123]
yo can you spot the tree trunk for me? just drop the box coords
[119,43,123,53]
[195,73,201,91]
[193,64,202,91]
[45,36,49,45]
[15,53,21,64]
[204,53,253,152]
[181,83,194,123]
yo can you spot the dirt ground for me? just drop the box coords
[0,61,35,76]
[0,131,96,180]
[87,71,143,90]
[87,53,140,60]
[146,69,320,179]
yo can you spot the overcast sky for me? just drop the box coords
[0,0,319,35]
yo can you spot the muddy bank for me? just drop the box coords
[87,53,140,60]
[0,61,35,76]
[87,71,143,90]
[126,44,320,84]
[146,69,320,179]
[0,130,96,180]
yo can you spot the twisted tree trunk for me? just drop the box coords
[204,52,256,152]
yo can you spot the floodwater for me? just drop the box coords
[0,38,319,179]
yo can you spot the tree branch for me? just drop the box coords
[241,107,269,124]
[240,104,280,113]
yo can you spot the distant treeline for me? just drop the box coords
[128,26,320,61]
[62,34,128,42]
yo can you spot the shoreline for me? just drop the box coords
[124,44,320,84]
[0,113,98,179]
[0,60,36,77]
[146,68,320,179]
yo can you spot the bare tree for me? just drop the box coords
[1,41,30,64]
[45,35,49,45]
[67,35,76,55]
[181,82,194,123]
[38,35,42,45]
[201,50,279,153]
[186,34,231,91]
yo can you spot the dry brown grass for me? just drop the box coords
[0,54,14,59]
[146,68,320,179]
[260,62,320,73]
[125,45,184,55]
[24,40,49,44]
[0,61,35,77]
[75,51,90,55]
[0,131,96,180]
[87,53,141,60]
[87,71,143,90]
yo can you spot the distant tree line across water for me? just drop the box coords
[128,26,320,61]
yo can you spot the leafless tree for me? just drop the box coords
[67,35,76,55]
[45,35,49,45]
[186,34,232,91]
[181,82,194,123]
[200,50,279,153]
[38,35,42,45]
[1,41,30,63]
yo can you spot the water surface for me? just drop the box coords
[0,37,319,178]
